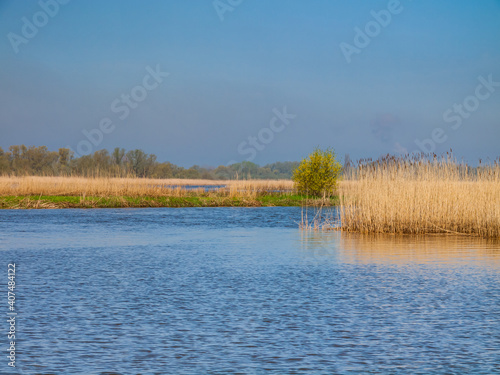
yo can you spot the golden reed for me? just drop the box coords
[339,154,500,238]
[0,176,294,198]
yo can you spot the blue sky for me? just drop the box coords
[1,0,499,166]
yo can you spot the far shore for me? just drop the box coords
[1,176,331,209]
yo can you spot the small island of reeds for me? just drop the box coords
[338,153,500,238]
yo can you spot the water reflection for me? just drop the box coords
[300,231,500,266]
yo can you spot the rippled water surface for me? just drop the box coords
[0,208,499,374]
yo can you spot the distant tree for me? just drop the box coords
[151,162,175,178]
[92,149,112,175]
[9,145,29,174]
[0,147,10,174]
[125,149,147,176]
[190,165,214,180]
[292,148,342,197]
[58,148,72,175]
[182,167,202,179]
[213,165,233,180]
[200,170,214,180]
[72,154,94,176]
[125,149,157,177]
[112,147,125,166]
[0,144,305,180]
[230,161,259,180]
[265,161,301,179]
[58,148,71,166]
[143,154,157,177]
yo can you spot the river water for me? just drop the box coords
[0,208,499,374]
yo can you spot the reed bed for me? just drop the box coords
[0,176,294,198]
[339,154,500,237]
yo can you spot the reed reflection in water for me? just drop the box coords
[300,231,500,266]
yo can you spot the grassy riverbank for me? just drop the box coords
[0,194,338,209]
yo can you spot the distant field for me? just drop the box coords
[0,176,294,197]
[0,176,339,208]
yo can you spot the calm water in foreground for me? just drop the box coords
[0,208,499,374]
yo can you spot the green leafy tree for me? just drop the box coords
[292,148,342,197]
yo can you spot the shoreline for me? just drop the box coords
[0,195,339,209]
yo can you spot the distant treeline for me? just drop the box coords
[0,145,300,180]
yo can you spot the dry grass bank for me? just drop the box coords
[0,176,294,198]
[339,155,500,237]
